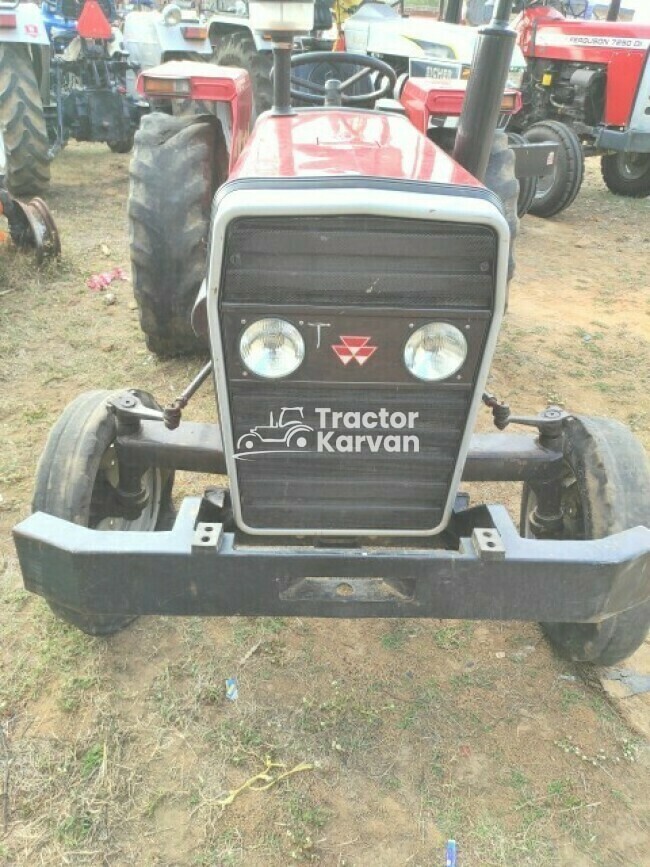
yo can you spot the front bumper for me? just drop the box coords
[594,127,650,154]
[13,497,650,622]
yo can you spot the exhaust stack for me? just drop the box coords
[452,0,516,182]
[442,0,463,24]
[607,0,622,21]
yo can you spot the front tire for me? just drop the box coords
[108,136,134,154]
[525,120,584,218]
[600,152,650,198]
[128,113,227,356]
[521,416,650,666]
[212,31,273,119]
[33,390,174,635]
[0,44,50,197]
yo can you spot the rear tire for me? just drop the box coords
[0,44,50,197]
[128,113,227,356]
[521,416,650,666]
[600,152,650,198]
[212,31,273,118]
[108,136,134,154]
[32,390,174,635]
[525,120,584,218]
[484,130,519,281]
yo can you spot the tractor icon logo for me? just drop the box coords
[236,407,314,453]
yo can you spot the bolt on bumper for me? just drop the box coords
[13,498,650,622]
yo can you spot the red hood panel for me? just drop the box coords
[537,19,650,40]
[230,110,483,188]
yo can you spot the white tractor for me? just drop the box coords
[342,2,527,90]
[122,2,214,96]
[208,0,336,115]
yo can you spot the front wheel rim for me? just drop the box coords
[618,153,650,180]
[92,443,163,531]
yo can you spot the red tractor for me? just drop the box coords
[512,0,650,205]
[13,0,650,667]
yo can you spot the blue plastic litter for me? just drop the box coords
[225,677,238,701]
[446,839,457,867]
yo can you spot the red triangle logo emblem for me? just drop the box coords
[77,0,112,40]
[332,335,377,367]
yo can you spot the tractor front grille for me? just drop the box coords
[218,214,499,534]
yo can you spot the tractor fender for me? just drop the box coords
[0,2,49,46]
[208,19,270,53]
[0,1,51,100]
[123,11,212,69]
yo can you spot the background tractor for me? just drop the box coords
[0,0,51,196]
[0,0,214,197]
[122,2,214,88]
[0,0,138,194]
[0,126,60,260]
[13,0,650,668]
[511,0,650,199]
[208,0,336,115]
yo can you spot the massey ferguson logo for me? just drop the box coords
[332,335,377,366]
[235,406,420,458]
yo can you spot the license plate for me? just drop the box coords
[409,58,463,80]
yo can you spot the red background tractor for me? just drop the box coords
[512,0,650,202]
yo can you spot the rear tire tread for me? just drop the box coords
[212,31,273,118]
[484,130,519,281]
[128,113,227,356]
[0,44,50,196]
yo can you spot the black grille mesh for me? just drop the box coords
[222,216,496,310]
[230,383,471,532]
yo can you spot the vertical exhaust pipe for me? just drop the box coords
[443,0,463,24]
[452,0,516,182]
[607,0,622,21]
[272,37,294,115]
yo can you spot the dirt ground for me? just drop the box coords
[0,147,649,867]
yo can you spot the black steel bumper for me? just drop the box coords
[13,497,650,623]
[511,141,558,179]
[594,127,650,154]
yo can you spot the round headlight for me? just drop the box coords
[404,322,468,382]
[162,4,182,26]
[240,318,305,379]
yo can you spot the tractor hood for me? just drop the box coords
[344,6,526,85]
[1,2,49,45]
[122,9,212,69]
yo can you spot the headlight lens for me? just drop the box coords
[240,318,305,379]
[162,4,182,26]
[404,322,468,382]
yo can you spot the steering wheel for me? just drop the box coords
[290,52,397,107]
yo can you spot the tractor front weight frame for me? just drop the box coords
[13,389,650,624]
